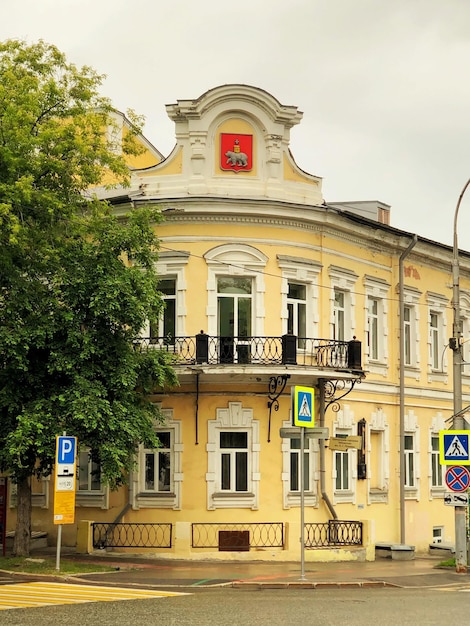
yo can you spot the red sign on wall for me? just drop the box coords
[220,133,253,172]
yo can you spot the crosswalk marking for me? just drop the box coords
[0,581,187,611]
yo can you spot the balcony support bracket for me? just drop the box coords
[323,378,361,414]
[267,375,290,442]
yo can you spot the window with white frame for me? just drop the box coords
[278,255,321,349]
[328,266,358,342]
[205,245,268,345]
[289,437,310,492]
[367,408,390,504]
[461,294,470,374]
[217,277,252,337]
[426,292,448,376]
[76,449,109,509]
[281,420,318,509]
[429,415,445,497]
[143,431,173,492]
[403,288,421,371]
[404,434,415,487]
[11,476,50,509]
[206,402,260,510]
[133,411,183,510]
[334,289,346,340]
[404,410,420,499]
[367,297,380,360]
[403,305,412,366]
[78,450,102,491]
[141,251,189,342]
[332,405,356,504]
[335,444,351,491]
[150,278,176,343]
[363,276,390,368]
[430,435,442,489]
[287,282,306,345]
[430,312,440,370]
[463,315,470,371]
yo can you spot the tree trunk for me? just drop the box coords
[13,477,31,556]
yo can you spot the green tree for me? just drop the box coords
[0,39,177,556]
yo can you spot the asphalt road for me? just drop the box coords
[0,587,468,626]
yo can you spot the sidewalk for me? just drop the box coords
[50,550,470,590]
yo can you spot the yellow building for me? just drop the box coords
[15,84,470,561]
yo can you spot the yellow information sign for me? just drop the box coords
[53,490,76,525]
[329,436,362,451]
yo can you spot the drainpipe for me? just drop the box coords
[399,234,418,544]
[319,378,338,520]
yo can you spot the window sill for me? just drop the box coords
[135,492,179,509]
[333,490,354,504]
[428,371,448,382]
[285,492,318,509]
[365,361,388,376]
[76,492,108,509]
[368,489,388,504]
[213,492,255,498]
[210,492,257,510]
[404,487,418,500]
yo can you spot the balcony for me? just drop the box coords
[139,333,363,374]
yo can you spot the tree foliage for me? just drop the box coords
[0,40,177,553]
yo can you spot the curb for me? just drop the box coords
[231,580,398,589]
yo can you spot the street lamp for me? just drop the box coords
[451,177,470,573]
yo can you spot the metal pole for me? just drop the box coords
[55,524,62,571]
[55,430,66,572]
[451,178,470,574]
[399,235,418,545]
[300,425,306,580]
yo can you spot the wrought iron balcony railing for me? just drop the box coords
[138,333,363,372]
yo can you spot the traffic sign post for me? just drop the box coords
[54,435,77,571]
[291,386,315,581]
[445,465,470,492]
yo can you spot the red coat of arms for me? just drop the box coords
[220,133,253,172]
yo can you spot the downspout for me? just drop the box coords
[319,378,338,519]
[399,234,418,544]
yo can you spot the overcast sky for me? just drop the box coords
[3,1,470,249]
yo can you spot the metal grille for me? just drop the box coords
[191,522,284,549]
[138,335,361,371]
[304,521,363,548]
[92,523,172,549]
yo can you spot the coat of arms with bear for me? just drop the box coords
[220,133,253,172]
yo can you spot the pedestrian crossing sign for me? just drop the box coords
[439,430,470,465]
[292,386,315,428]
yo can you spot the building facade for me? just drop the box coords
[10,84,470,561]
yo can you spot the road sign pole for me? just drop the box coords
[56,523,62,571]
[56,429,65,572]
[300,426,305,581]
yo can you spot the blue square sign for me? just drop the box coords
[55,436,77,476]
[439,430,470,465]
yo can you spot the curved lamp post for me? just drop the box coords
[451,177,470,573]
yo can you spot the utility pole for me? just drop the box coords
[451,178,470,573]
